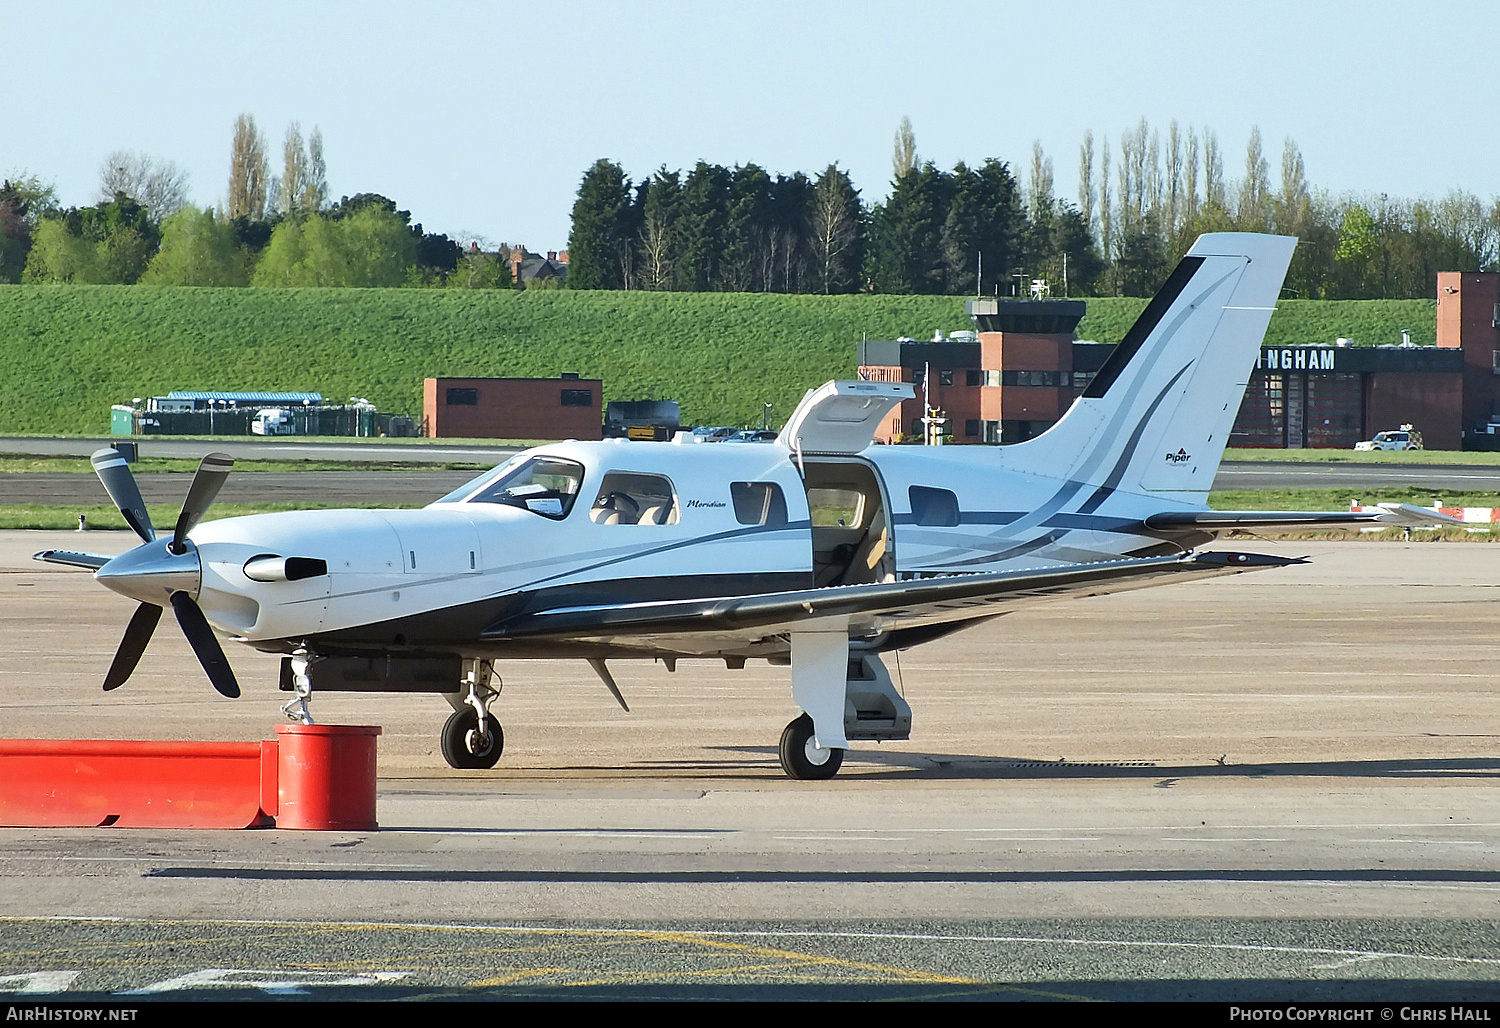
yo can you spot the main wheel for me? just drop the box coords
[440,707,504,770]
[778,713,844,780]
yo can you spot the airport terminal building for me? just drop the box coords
[858,272,1500,450]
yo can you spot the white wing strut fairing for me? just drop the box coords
[37,233,1385,779]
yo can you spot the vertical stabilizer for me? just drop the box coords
[1002,233,1295,504]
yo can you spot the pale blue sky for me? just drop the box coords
[4,1,1494,252]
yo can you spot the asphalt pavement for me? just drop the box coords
[1,535,1497,1000]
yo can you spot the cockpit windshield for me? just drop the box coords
[434,455,585,519]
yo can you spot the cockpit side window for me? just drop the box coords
[463,456,584,519]
[591,472,679,525]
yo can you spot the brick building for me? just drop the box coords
[423,375,602,439]
[859,273,1500,450]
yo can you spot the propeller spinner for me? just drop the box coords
[89,448,241,697]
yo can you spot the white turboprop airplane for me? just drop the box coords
[37,233,1448,778]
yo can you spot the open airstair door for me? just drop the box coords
[778,381,911,590]
[777,380,914,457]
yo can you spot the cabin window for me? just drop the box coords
[463,456,584,519]
[591,472,679,525]
[730,482,788,526]
[908,485,960,527]
[807,486,866,528]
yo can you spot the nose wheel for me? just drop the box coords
[440,707,504,769]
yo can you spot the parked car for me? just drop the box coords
[727,429,778,443]
[691,426,736,442]
[1354,427,1422,451]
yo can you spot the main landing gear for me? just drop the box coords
[778,648,911,780]
[778,714,843,780]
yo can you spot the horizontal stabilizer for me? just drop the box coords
[33,549,113,570]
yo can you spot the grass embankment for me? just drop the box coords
[0,286,1436,436]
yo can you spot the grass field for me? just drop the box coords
[0,285,1437,436]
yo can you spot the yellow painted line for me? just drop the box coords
[469,968,572,987]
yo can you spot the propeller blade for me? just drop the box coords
[171,452,234,553]
[169,591,240,698]
[102,602,162,691]
[90,448,154,544]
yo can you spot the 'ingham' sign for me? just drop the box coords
[1256,346,1338,371]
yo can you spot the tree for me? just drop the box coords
[0,176,56,283]
[448,242,511,289]
[22,219,103,283]
[768,172,813,293]
[1202,127,1225,212]
[868,162,951,294]
[892,116,917,181]
[1333,202,1379,297]
[1027,141,1053,222]
[227,114,269,221]
[677,161,731,291]
[98,150,189,222]
[28,193,161,284]
[1237,125,1270,230]
[943,159,1021,295]
[140,207,248,285]
[279,121,308,218]
[304,127,328,213]
[1077,130,1095,242]
[722,163,773,291]
[252,207,416,286]
[808,164,862,294]
[636,168,681,291]
[338,206,419,286]
[566,159,633,289]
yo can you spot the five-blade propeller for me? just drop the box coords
[90,448,242,697]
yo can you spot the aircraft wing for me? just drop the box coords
[1144,503,1462,531]
[481,550,1299,650]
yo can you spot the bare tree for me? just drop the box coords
[1165,121,1183,238]
[280,122,307,218]
[1238,125,1270,229]
[809,165,859,293]
[227,114,268,220]
[1027,140,1053,221]
[1202,127,1225,211]
[1078,130,1095,238]
[1275,136,1310,235]
[98,150,189,221]
[1099,135,1113,264]
[638,207,674,290]
[892,116,918,181]
[303,127,328,213]
[1182,127,1200,229]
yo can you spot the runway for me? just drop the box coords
[1,534,1498,1000]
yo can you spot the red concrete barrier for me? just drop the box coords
[0,738,276,829]
[0,726,381,830]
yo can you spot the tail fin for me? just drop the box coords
[1002,232,1295,505]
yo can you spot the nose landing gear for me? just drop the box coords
[440,659,504,770]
